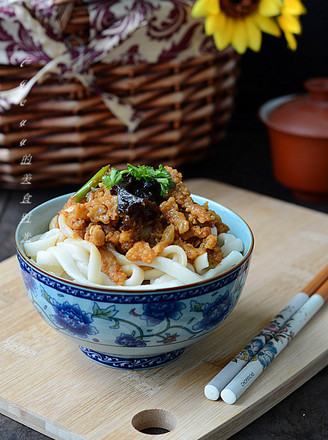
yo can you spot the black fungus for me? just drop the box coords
[110,173,163,219]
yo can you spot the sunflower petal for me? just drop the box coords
[213,15,231,50]
[253,13,281,36]
[259,0,282,17]
[231,19,248,54]
[245,17,262,52]
[283,30,298,50]
[283,0,307,15]
[191,0,219,18]
[225,17,236,47]
[205,14,222,36]
[213,31,229,51]
[278,14,302,34]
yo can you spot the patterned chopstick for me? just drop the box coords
[204,264,328,401]
[220,275,328,404]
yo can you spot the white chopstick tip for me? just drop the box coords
[204,384,220,401]
[220,388,237,405]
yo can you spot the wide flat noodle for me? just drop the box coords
[109,244,201,285]
[194,252,209,274]
[142,256,202,284]
[218,233,243,257]
[24,228,64,258]
[24,217,245,290]
[202,250,244,279]
[121,264,144,286]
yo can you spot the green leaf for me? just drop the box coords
[102,168,123,189]
[190,300,204,313]
[92,303,118,320]
[126,164,174,197]
[41,288,51,304]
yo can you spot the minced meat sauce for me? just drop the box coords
[58,166,229,285]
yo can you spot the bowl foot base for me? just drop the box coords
[79,346,185,369]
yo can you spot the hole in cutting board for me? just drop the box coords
[132,409,177,435]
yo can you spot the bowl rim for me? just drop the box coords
[15,193,254,294]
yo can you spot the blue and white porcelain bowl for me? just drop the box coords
[15,194,254,370]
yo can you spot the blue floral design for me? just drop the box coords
[256,341,277,368]
[191,291,232,332]
[116,333,147,347]
[49,298,98,338]
[21,270,38,295]
[235,337,264,362]
[140,301,186,326]
[245,338,264,357]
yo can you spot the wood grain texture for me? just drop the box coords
[1,179,328,440]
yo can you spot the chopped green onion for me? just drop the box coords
[72,165,110,203]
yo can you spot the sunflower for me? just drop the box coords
[192,0,306,54]
[277,0,307,50]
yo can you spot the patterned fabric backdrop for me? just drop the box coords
[0,0,217,129]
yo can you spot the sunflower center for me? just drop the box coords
[220,0,260,18]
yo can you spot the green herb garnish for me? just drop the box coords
[102,167,123,189]
[103,164,175,197]
[73,164,175,203]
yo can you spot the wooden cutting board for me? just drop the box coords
[1,179,328,440]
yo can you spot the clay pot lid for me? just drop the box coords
[260,78,328,138]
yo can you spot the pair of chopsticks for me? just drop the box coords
[204,264,328,404]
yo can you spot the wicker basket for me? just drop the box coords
[0,1,239,188]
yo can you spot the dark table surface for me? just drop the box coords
[1,113,328,440]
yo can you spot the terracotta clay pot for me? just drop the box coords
[259,78,328,202]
